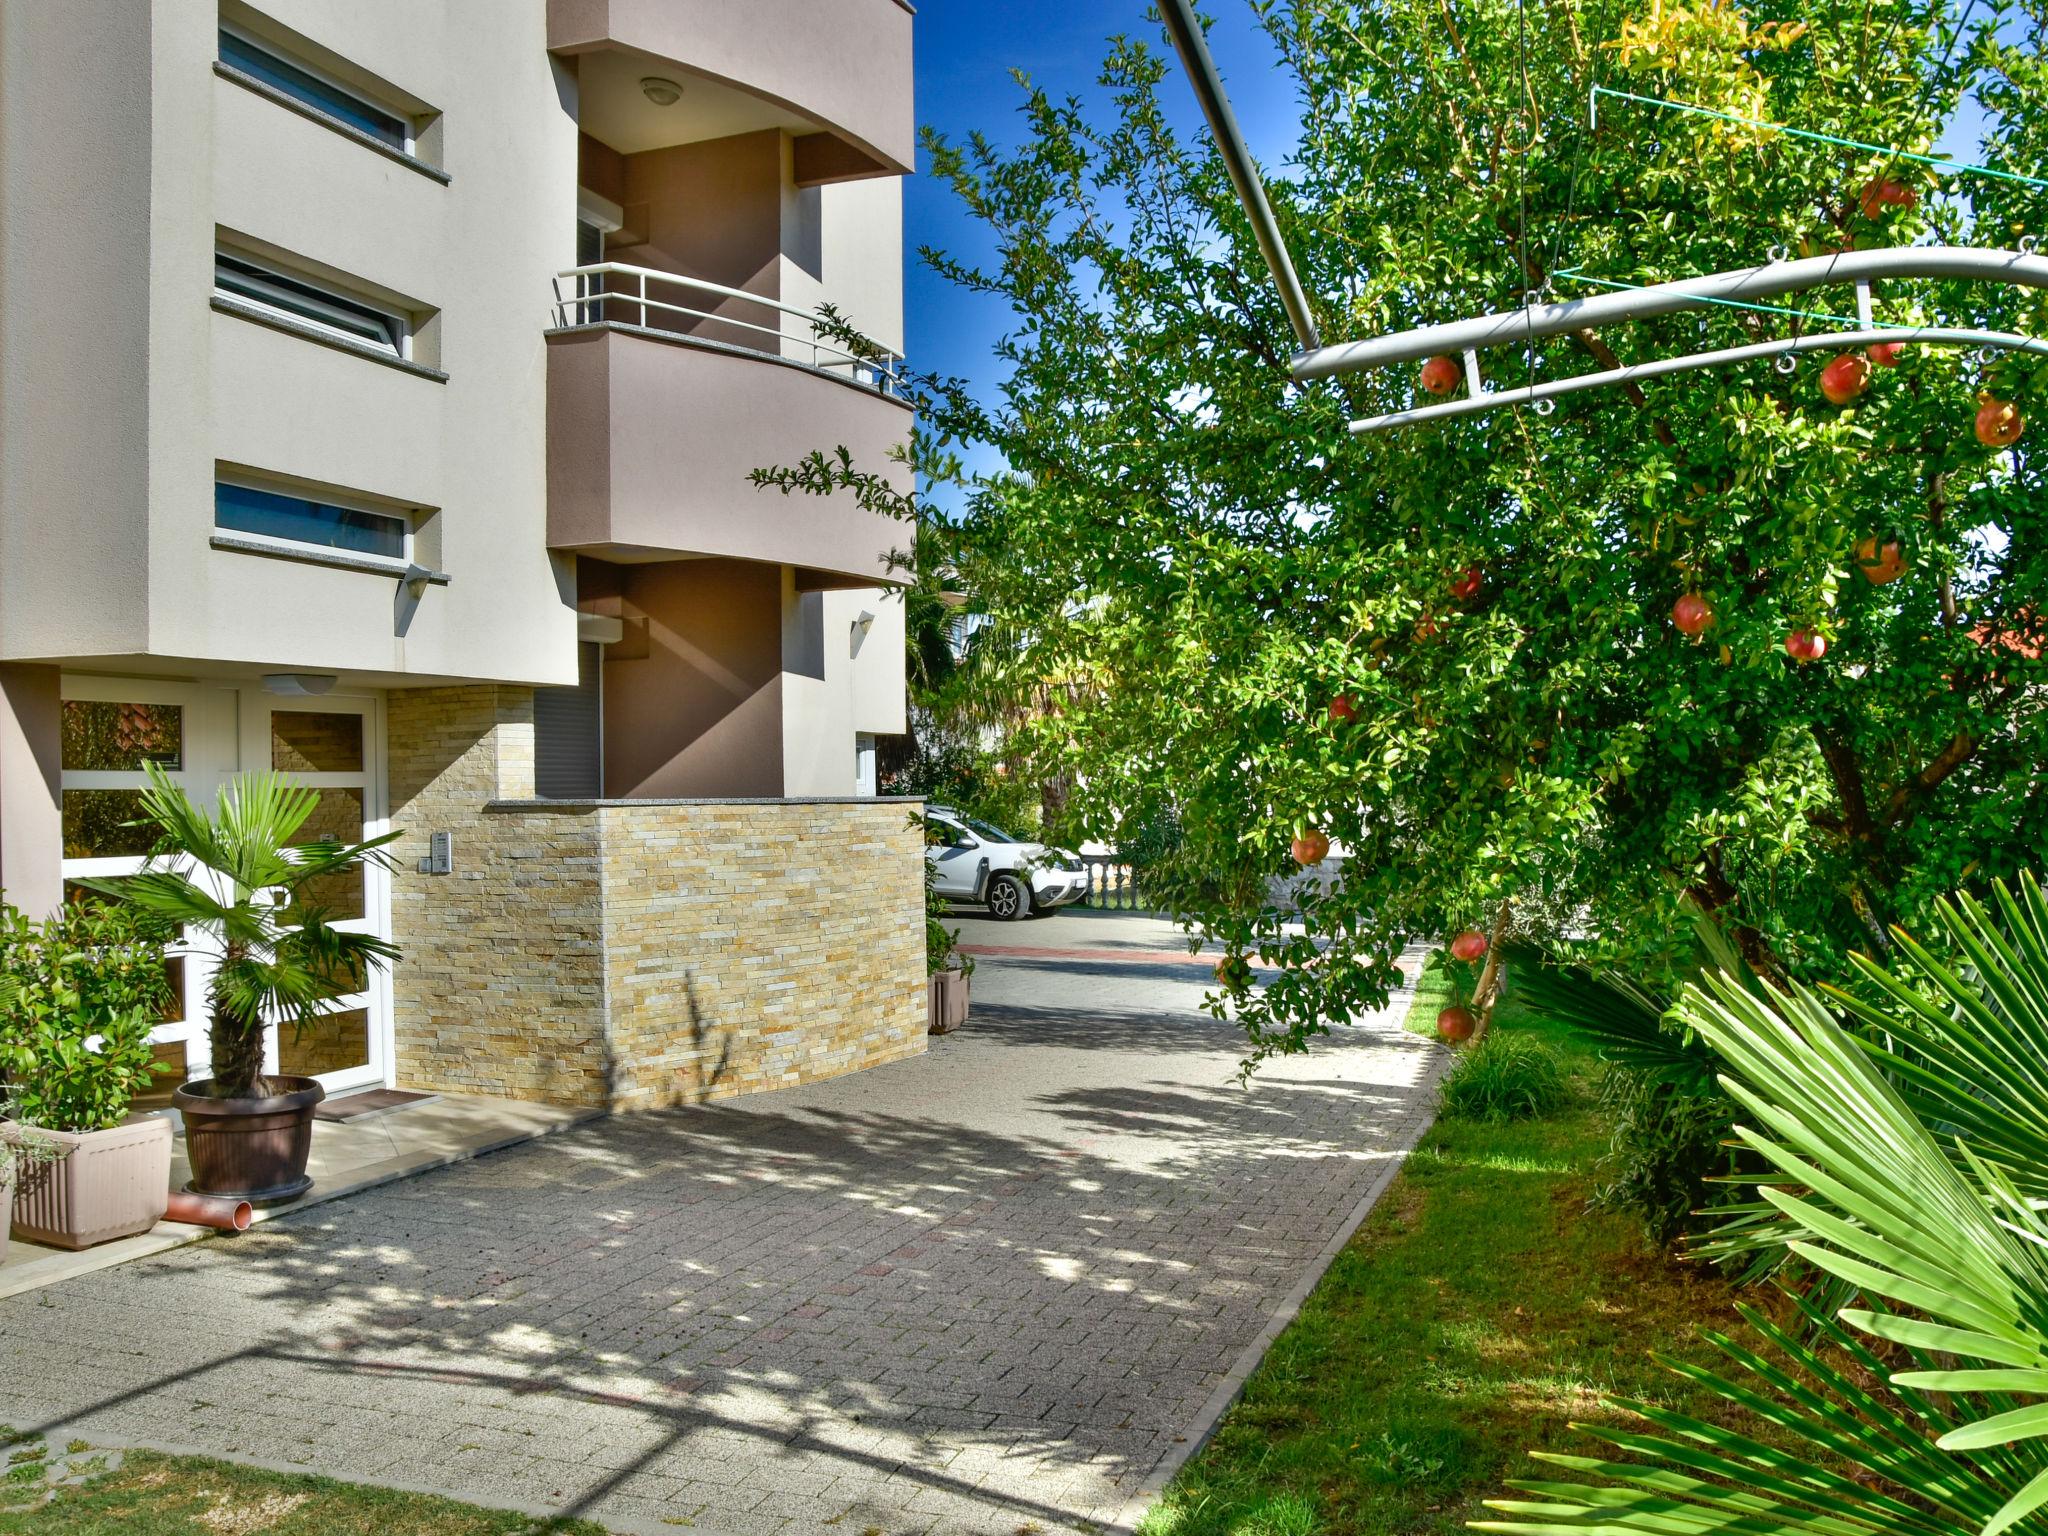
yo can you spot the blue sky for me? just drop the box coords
[905,2,1297,419]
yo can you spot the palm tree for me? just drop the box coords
[80,763,400,1100]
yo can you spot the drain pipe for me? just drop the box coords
[1158,0,1321,354]
[166,1190,253,1232]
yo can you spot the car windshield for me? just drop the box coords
[963,816,1020,844]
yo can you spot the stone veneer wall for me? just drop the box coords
[596,799,928,1108]
[386,686,927,1109]
[386,686,612,1105]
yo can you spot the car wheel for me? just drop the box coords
[987,872,1033,922]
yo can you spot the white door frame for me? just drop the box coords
[59,676,239,1084]
[58,677,394,1095]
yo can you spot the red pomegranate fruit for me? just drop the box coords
[1859,178,1915,219]
[1449,930,1489,963]
[1820,353,1871,405]
[1855,537,1905,585]
[1327,693,1357,725]
[1291,829,1331,866]
[1673,593,1714,636]
[1437,1006,1477,1043]
[1214,955,1253,989]
[1419,355,1462,396]
[1448,564,1484,601]
[1785,627,1828,663]
[1977,396,2025,448]
[1868,340,1907,368]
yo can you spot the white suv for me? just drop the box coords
[924,806,1088,921]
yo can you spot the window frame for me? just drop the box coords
[213,251,409,359]
[217,24,414,153]
[214,476,414,570]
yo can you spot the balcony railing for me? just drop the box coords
[551,263,906,398]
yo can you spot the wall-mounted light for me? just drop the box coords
[262,673,338,696]
[640,77,683,107]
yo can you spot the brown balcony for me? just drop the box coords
[549,0,913,182]
[546,266,913,587]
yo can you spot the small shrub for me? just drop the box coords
[1438,1032,1568,1123]
[0,898,174,1132]
[1590,1070,1741,1249]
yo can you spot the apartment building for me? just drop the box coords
[0,0,926,1110]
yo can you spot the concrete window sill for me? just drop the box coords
[212,296,448,383]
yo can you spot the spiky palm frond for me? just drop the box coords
[1504,946,1719,1091]
[1484,875,2048,1536]
[1831,874,2048,1208]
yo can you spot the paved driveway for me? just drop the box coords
[0,911,1439,1535]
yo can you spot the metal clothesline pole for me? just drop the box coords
[1157,0,1321,353]
[1291,245,2048,380]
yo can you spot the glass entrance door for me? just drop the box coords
[57,679,392,1097]
[244,692,391,1093]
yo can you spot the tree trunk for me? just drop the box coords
[207,943,267,1098]
[207,1007,267,1099]
[1468,899,1515,1045]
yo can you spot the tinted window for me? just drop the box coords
[216,482,408,561]
[219,29,408,149]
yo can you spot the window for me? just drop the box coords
[215,481,409,563]
[215,252,406,356]
[218,27,409,149]
[963,816,1020,844]
[925,817,964,849]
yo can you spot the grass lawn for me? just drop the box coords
[1138,979,1753,1536]
[1399,953,1457,1037]
[1,1440,605,1536]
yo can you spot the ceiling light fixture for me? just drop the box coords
[640,76,682,107]
[262,673,338,697]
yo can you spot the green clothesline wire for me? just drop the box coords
[1551,266,1868,327]
[1589,84,2048,191]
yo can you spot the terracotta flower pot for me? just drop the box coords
[175,1077,326,1205]
[10,1114,172,1250]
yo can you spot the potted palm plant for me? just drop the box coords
[0,898,177,1248]
[80,765,399,1205]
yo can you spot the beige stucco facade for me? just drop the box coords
[0,0,920,1108]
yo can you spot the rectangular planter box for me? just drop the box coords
[927,968,970,1034]
[10,1115,172,1250]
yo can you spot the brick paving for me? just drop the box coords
[0,911,1440,1535]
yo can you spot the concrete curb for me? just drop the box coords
[1106,982,1449,1534]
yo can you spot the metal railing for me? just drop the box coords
[551,262,906,397]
